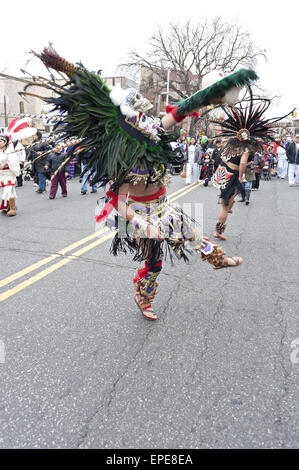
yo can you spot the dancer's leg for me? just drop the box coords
[228,192,237,213]
[214,192,236,240]
[202,243,243,268]
[133,240,163,320]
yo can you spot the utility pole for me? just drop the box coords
[165,69,170,107]
[3,95,8,127]
[159,69,171,116]
[157,94,161,116]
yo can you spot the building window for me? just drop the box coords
[19,101,25,114]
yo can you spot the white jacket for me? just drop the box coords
[0,144,21,187]
[277,146,287,160]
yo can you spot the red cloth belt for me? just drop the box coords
[129,186,166,202]
[95,186,166,223]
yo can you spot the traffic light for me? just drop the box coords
[292,111,297,118]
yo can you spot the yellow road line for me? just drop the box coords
[167,181,196,198]
[170,181,204,202]
[0,232,115,303]
[0,228,108,289]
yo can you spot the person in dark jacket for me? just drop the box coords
[251,152,265,190]
[286,136,299,186]
[26,131,51,187]
[212,140,222,172]
[200,149,214,186]
[47,135,56,148]
[45,144,70,199]
[35,151,49,193]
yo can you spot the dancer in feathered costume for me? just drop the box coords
[21,47,259,319]
[0,118,37,215]
[207,91,294,240]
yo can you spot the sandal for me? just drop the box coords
[134,294,158,321]
[214,256,243,269]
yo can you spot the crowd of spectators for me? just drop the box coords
[173,133,299,189]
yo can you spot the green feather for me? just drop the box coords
[175,68,258,116]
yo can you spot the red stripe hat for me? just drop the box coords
[5,117,37,142]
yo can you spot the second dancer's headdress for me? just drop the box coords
[204,89,294,153]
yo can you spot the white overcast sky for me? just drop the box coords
[1,0,298,115]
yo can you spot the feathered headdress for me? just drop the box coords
[19,46,176,189]
[5,117,37,142]
[204,88,294,153]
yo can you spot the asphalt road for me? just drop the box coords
[0,174,298,449]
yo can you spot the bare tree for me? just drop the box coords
[120,17,266,134]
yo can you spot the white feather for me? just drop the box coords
[11,127,37,142]
[223,86,242,105]
[109,85,127,106]
[120,104,139,118]
[202,70,225,90]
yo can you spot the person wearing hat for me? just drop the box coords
[206,96,292,241]
[1,118,37,214]
[0,135,20,216]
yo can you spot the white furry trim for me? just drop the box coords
[109,85,127,106]
[223,86,242,105]
[11,127,37,142]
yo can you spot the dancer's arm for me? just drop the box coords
[161,110,197,130]
[161,113,178,130]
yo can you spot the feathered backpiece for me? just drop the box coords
[20,46,175,190]
[175,69,259,116]
[204,88,295,153]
